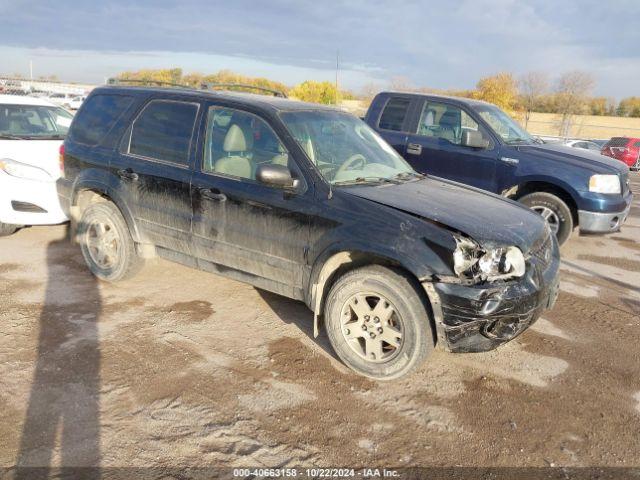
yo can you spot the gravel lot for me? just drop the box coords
[1,174,639,473]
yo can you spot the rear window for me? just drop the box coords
[70,94,133,146]
[378,97,411,131]
[128,100,198,165]
[604,137,630,148]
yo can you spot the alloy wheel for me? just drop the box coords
[85,219,120,269]
[340,292,404,363]
[531,206,560,235]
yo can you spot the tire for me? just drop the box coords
[519,192,574,246]
[78,201,143,282]
[324,265,434,380]
[0,222,18,237]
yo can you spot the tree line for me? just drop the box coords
[384,71,640,120]
[116,68,638,120]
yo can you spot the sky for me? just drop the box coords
[0,0,638,98]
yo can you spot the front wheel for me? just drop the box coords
[324,265,434,380]
[519,192,574,246]
[0,222,18,237]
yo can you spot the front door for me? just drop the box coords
[190,104,312,298]
[111,97,200,252]
[404,100,499,192]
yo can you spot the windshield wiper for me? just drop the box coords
[393,171,425,181]
[26,134,66,140]
[333,176,402,186]
[0,133,65,140]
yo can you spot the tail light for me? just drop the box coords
[59,144,65,177]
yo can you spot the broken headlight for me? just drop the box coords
[453,236,526,282]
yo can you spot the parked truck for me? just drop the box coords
[365,92,632,245]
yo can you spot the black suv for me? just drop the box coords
[58,85,560,379]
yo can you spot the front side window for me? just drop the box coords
[203,107,288,181]
[129,100,198,164]
[0,104,73,139]
[280,110,415,185]
[416,101,481,145]
[378,97,411,131]
[474,104,533,145]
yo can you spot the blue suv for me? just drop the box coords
[365,92,633,245]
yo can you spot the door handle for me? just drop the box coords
[500,157,519,165]
[198,187,227,202]
[407,143,422,155]
[117,168,139,181]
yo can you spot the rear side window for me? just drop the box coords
[70,94,133,146]
[604,137,630,148]
[128,100,198,165]
[378,97,411,131]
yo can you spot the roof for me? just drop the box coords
[93,85,341,113]
[379,90,494,108]
[0,94,56,107]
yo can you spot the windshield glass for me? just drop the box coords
[473,105,533,144]
[279,110,416,185]
[0,104,73,139]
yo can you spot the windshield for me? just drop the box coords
[0,104,73,139]
[279,110,417,185]
[473,105,533,144]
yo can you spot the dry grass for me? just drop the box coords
[510,112,640,140]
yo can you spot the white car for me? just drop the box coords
[0,95,72,236]
[46,92,76,108]
[563,139,603,152]
[67,95,86,110]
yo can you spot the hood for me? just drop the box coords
[0,139,63,179]
[343,177,547,252]
[517,143,628,175]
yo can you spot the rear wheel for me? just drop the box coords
[324,265,433,380]
[519,192,574,246]
[78,201,143,282]
[0,222,18,237]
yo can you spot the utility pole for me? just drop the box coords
[335,50,339,105]
[29,60,33,80]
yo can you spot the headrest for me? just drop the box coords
[440,110,459,126]
[423,109,436,127]
[223,124,248,152]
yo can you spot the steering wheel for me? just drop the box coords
[334,154,366,179]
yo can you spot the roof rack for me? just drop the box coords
[106,78,192,89]
[201,82,287,98]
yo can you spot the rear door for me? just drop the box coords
[190,102,313,298]
[370,95,417,157]
[111,97,200,253]
[404,99,499,192]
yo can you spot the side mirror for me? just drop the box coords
[256,163,298,189]
[461,130,490,149]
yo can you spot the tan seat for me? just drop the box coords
[271,144,288,167]
[214,124,253,179]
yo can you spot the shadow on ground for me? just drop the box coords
[256,289,338,361]
[15,227,102,479]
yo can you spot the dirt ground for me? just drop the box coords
[1,174,639,475]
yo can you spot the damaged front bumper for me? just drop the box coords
[423,236,560,353]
